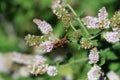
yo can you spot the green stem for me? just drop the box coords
[70,22,77,31]
[50,32,60,41]
[66,4,90,37]
[89,30,102,40]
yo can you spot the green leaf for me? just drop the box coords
[88,29,101,35]
[92,40,98,46]
[98,50,106,66]
[109,63,120,71]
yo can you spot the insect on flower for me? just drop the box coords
[53,35,69,48]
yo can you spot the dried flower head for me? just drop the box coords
[89,47,99,64]
[110,10,120,32]
[87,65,102,80]
[81,38,94,49]
[33,19,53,34]
[51,0,71,27]
[103,31,120,43]
[97,19,110,29]
[47,66,57,76]
[25,34,41,46]
[73,30,81,40]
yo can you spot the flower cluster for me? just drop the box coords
[88,47,99,64]
[47,66,58,76]
[103,31,119,43]
[25,19,57,54]
[80,38,94,49]
[51,0,71,27]
[8,52,58,76]
[33,19,53,34]
[23,2,120,79]
[28,55,47,75]
[28,55,57,76]
[87,65,105,80]
[110,10,120,32]
[82,7,110,29]
[35,40,54,53]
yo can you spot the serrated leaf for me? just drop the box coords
[92,40,98,46]
[103,48,118,60]
[98,50,106,66]
[88,29,101,35]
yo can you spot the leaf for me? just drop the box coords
[99,53,105,66]
[98,50,106,66]
[92,40,98,46]
[109,63,120,71]
[103,48,118,60]
[88,29,101,35]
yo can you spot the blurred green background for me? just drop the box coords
[0,0,120,80]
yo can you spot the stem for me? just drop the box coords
[50,32,60,41]
[89,30,102,40]
[70,22,77,31]
[66,4,90,37]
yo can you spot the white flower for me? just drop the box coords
[47,66,57,76]
[51,0,62,14]
[37,40,54,53]
[87,66,102,80]
[82,16,99,29]
[89,48,99,64]
[98,7,108,20]
[103,32,119,43]
[98,7,110,29]
[98,19,110,29]
[51,0,63,15]
[82,7,110,29]
[33,19,53,34]
[28,55,48,75]
[107,71,120,80]
[29,64,48,75]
